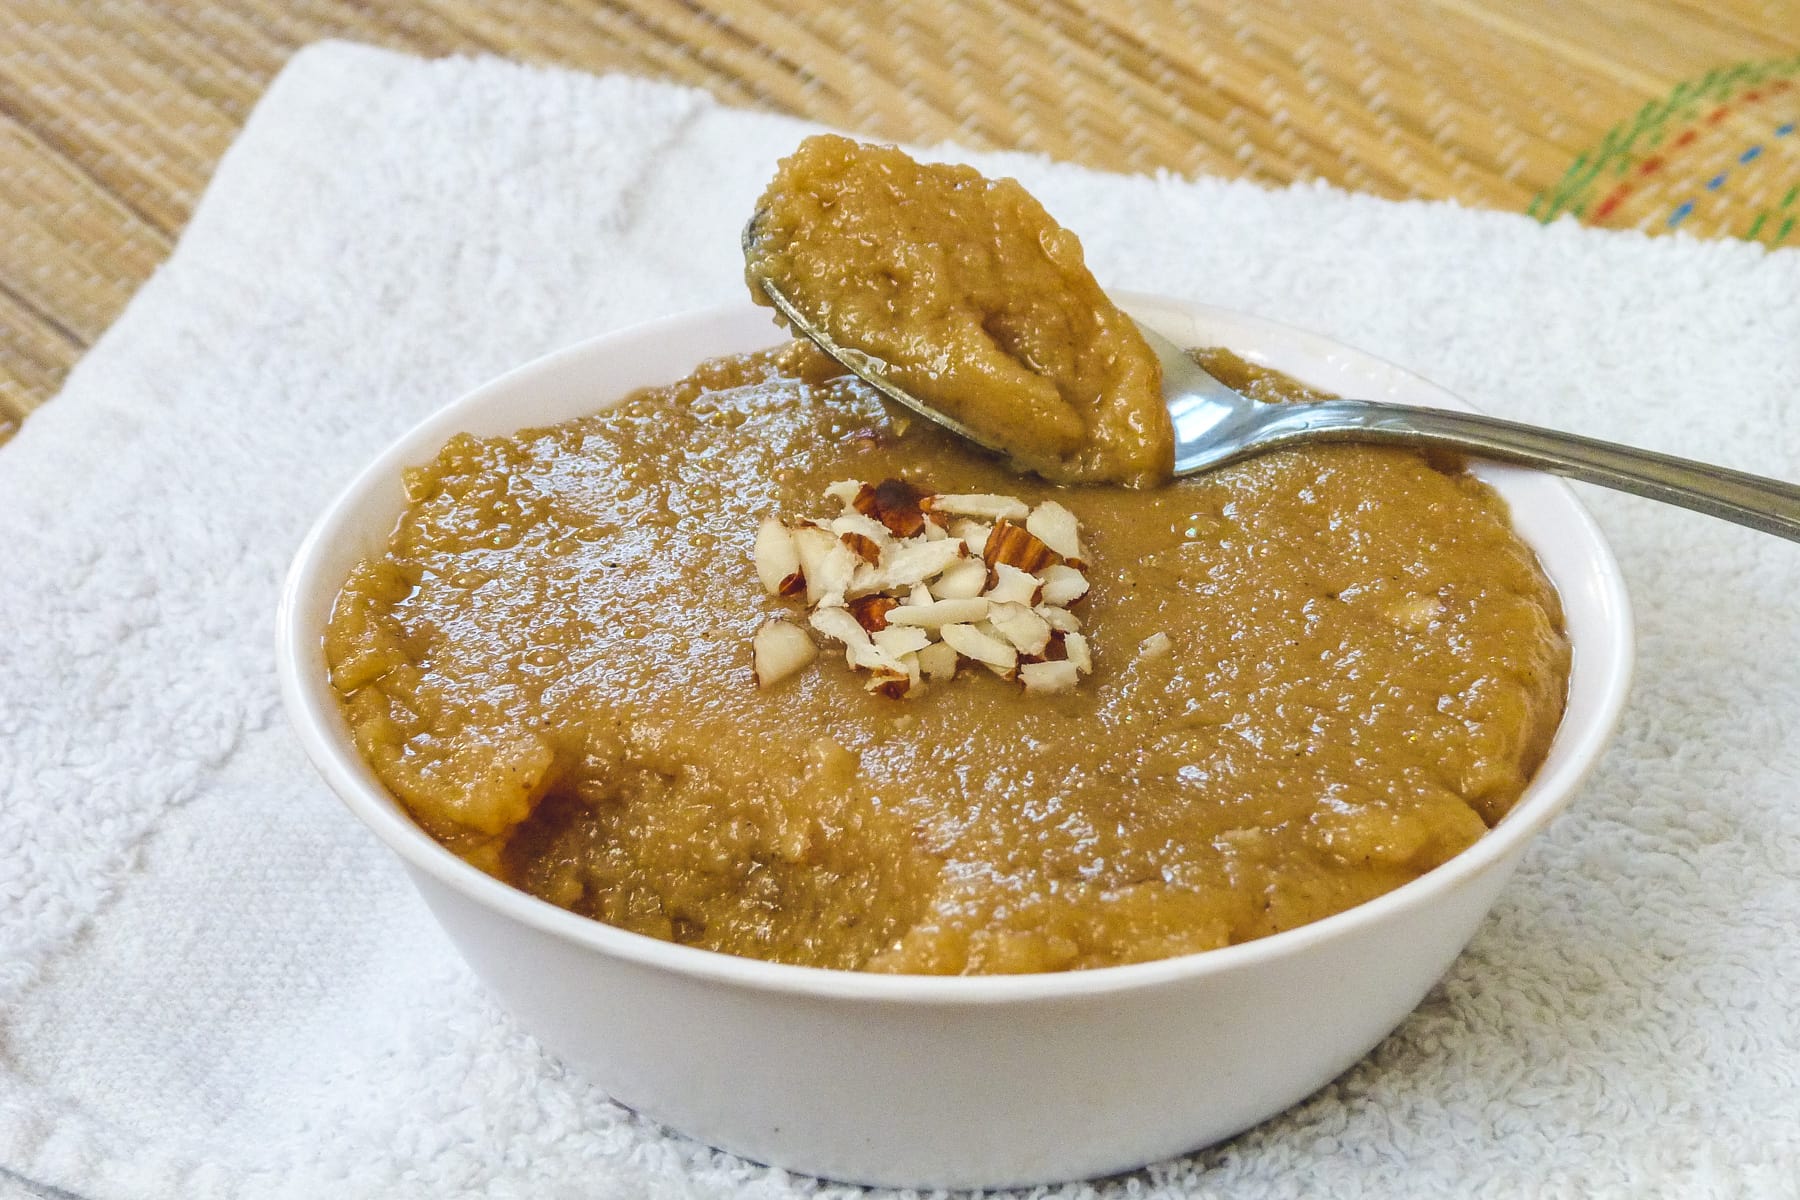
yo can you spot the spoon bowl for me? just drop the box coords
[752,273,1008,456]
[747,242,1800,540]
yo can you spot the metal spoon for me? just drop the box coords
[748,260,1800,541]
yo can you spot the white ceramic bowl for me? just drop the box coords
[277,296,1633,1189]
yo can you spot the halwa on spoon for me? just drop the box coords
[745,135,1800,540]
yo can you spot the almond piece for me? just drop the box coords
[983,520,1060,575]
[824,480,868,511]
[984,562,1042,606]
[872,625,931,658]
[941,622,1017,671]
[987,601,1052,656]
[839,530,884,566]
[850,539,967,596]
[933,557,988,599]
[1064,631,1093,674]
[754,518,802,596]
[897,650,924,693]
[812,610,900,676]
[1020,659,1080,693]
[885,597,991,629]
[972,616,1017,677]
[867,639,925,697]
[1025,500,1085,563]
[867,667,913,699]
[828,511,896,548]
[916,640,959,682]
[791,525,839,603]
[810,605,875,659]
[905,582,934,606]
[1036,604,1081,633]
[923,493,1031,522]
[950,519,992,557]
[1038,563,1089,607]
[810,540,862,606]
[849,594,898,632]
[1139,631,1172,658]
[752,618,818,688]
[857,477,928,538]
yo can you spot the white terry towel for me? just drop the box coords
[2,40,1798,1200]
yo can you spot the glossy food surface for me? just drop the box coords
[325,344,1568,975]
[745,135,1174,486]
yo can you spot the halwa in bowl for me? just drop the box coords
[277,296,1632,1188]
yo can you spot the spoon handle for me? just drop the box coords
[1295,399,1800,542]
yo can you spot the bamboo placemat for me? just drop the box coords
[3,0,1798,445]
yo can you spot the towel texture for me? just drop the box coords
[2,41,1798,1200]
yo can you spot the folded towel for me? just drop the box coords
[3,40,1797,1200]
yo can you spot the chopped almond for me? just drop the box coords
[828,511,894,546]
[916,640,959,682]
[1025,500,1085,563]
[809,541,862,606]
[849,594,899,631]
[752,619,818,687]
[1020,660,1080,693]
[850,539,967,596]
[790,526,839,603]
[885,596,991,628]
[923,493,1030,522]
[872,625,932,657]
[897,651,924,691]
[983,520,1060,575]
[1064,631,1093,674]
[866,643,924,698]
[824,479,867,511]
[810,606,876,662]
[1038,564,1089,607]
[868,672,912,699]
[941,622,1017,671]
[754,481,1097,697]
[984,562,1042,606]
[950,519,992,557]
[839,530,884,565]
[933,557,989,599]
[856,477,928,537]
[1139,631,1172,658]
[988,601,1052,656]
[754,518,802,596]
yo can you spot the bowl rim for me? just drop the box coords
[276,296,1635,1006]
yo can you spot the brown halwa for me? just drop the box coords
[326,343,1569,975]
[745,135,1174,487]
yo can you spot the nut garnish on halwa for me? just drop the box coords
[751,479,1095,696]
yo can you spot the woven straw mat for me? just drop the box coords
[2,0,1798,443]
